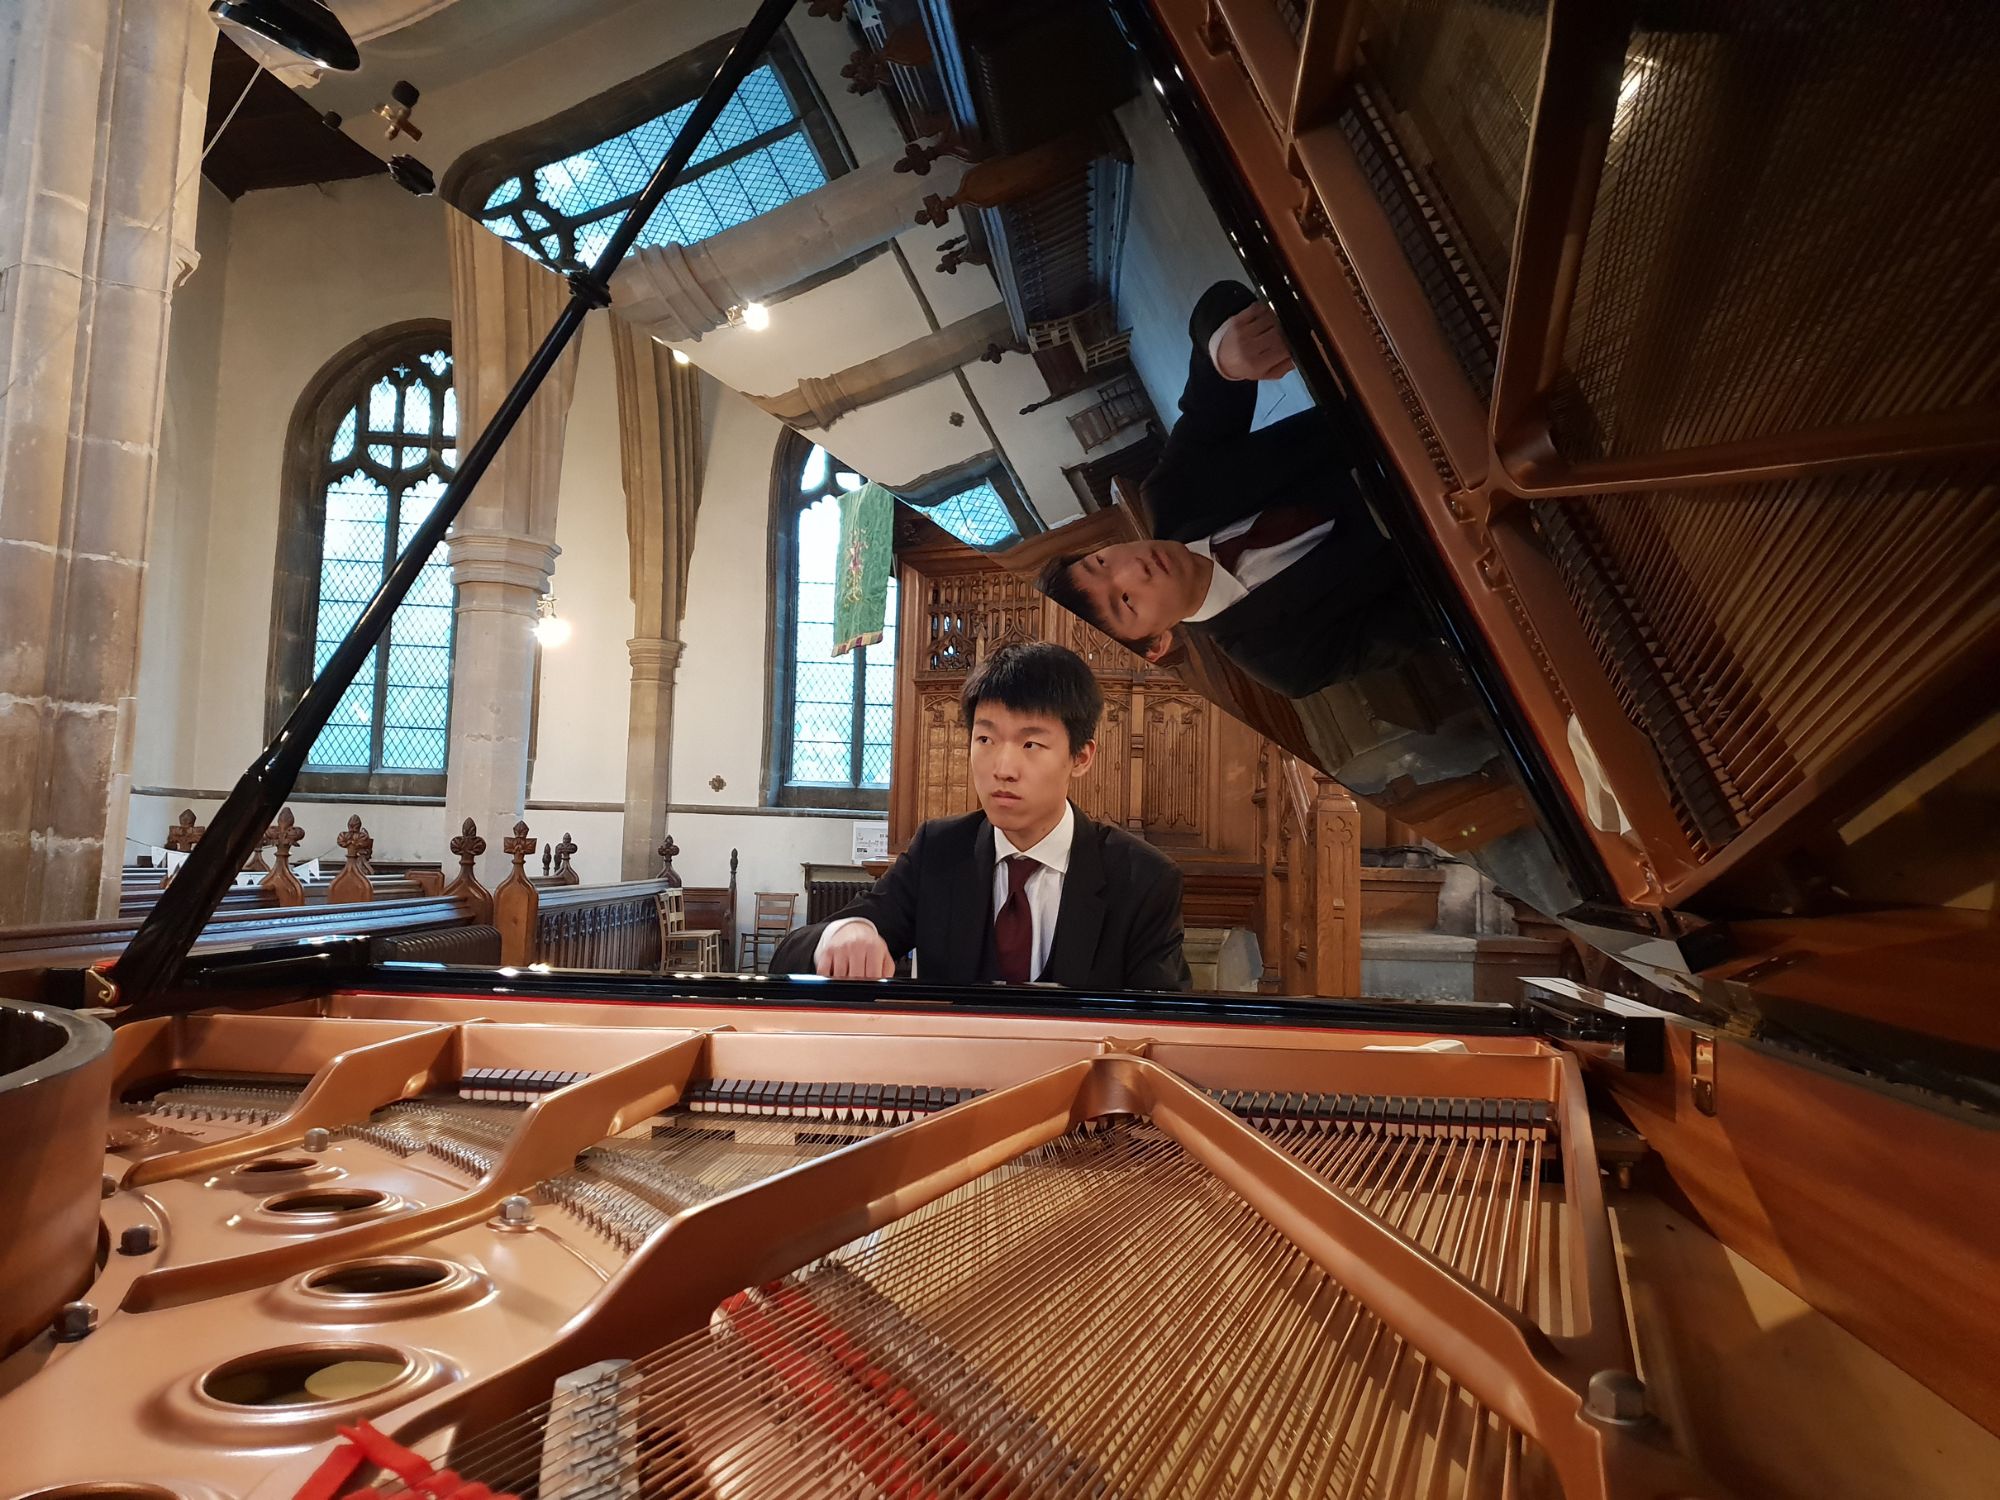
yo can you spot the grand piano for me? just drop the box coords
[1,0,1994,1496]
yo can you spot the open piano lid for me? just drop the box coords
[962,0,1997,1096]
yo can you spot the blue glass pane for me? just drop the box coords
[328,407,356,463]
[796,498,839,585]
[367,377,398,431]
[420,349,451,377]
[477,64,818,273]
[922,481,1017,549]
[402,380,431,435]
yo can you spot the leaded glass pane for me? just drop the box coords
[800,443,828,490]
[924,480,1018,549]
[477,63,824,275]
[328,407,356,463]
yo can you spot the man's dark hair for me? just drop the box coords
[960,641,1103,754]
[1037,555,1148,652]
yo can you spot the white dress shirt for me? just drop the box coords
[1185,513,1336,622]
[817,802,1077,980]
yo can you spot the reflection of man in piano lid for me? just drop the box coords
[771,642,1191,992]
[1040,280,1427,699]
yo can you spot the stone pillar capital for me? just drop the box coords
[627,637,685,680]
[446,530,562,596]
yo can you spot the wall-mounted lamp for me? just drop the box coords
[534,595,572,649]
[671,347,692,366]
[741,301,771,332]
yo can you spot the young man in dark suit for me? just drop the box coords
[770,641,1191,991]
[1041,279,1428,698]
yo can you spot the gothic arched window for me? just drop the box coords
[448,33,843,276]
[268,322,457,790]
[768,433,898,808]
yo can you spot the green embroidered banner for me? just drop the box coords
[831,480,895,657]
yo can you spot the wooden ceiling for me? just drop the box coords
[202,36,389,200]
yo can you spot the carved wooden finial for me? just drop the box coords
[840,48,892,95]
[450,817,486,865]
[657,834,683,887]
[330,814,376,904]
[553,831,578,883]
[541,843,553,877]
[260,808,305,907]
[444,817,492,923]
[494,819,539,965]
[165,808,205,853]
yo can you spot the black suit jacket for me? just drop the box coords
[1143,280,1423,697]
[769,805,1192,992]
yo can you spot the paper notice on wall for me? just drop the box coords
[161,849,187,875]
[852,821,888,864]
[233,871,264,889]
[297,859,322,883]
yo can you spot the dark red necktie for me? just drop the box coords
[1209,500,1326,578]
[993,855,1039,983]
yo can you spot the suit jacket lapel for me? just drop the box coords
[1045,807,1107,986]
[945,817,997,982]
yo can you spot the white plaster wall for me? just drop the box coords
[671,385,782,807]
[134,180,234,791]
[190,175,454,788]
[530,316,633,805]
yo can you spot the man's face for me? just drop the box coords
[967,701,1095,841]
[1062,541,1204,653]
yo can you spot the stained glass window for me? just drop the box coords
[479,63,828,275]
[306,346,456,772]
[781,442,896,797]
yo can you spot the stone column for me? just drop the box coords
[444,213,580,881]
[0,0,211,922]
[622,638,684,878]
[751,303,1015,429]
[610,319,705,879]
[611,148,968,343]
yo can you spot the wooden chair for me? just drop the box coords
[746,891,798,973]
[656,887,721,972]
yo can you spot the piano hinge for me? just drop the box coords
[1097,1036,1153,1059]
[1689,1032,1717,1115]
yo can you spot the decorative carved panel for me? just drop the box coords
[1140,694,1208,841]
[1070,699,1128,826]
[916,691,976,827]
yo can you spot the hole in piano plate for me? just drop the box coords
[302,1257,454,1297]
[260,1188,388,1217]
[198,1343,413,1409]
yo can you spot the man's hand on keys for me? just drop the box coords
[1213,301,1297,382]
[818,919,896,980]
